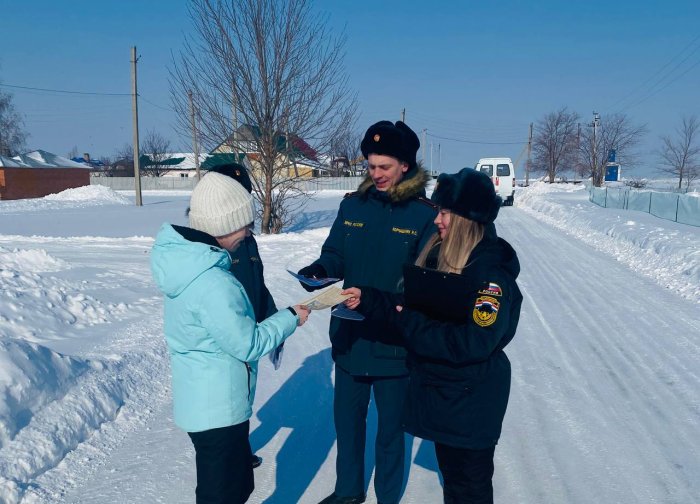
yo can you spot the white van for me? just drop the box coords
[474,157,515,206]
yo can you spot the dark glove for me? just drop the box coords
[269,343,284,370]
[297,264,328,292]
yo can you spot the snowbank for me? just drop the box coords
[515,182,700,303]
[0,338,167,503]
[0,185,130,213]
[0,246,128,342]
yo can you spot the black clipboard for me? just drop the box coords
[402,264,472,322]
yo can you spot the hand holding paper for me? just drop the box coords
[300,286,351,310]
[341,287,361,310]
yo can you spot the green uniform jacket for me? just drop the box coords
[312,168,437,376]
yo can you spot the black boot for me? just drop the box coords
[251,454,262,469]
[318,492,366,504]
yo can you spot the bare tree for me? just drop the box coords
[93,155,113,176]
[579,113,647,187]
[657,115,700,191]
[624,177,648,189]
[532,107,580,183]
[108,143,135,177]
[0,86,28,157]
[114,143,134,162]
[67,145,79,159]
[329,130,362,177]
[170,0,357,234]
[141,129,173,177]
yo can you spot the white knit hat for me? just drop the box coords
[188,172,254,237]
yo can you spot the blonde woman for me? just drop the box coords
[343,168,522,504]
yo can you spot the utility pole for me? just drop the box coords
[576,122,581,181]
[430,142,434,175]
[400,108,405,123]
[526,122,533,186]
[421,129,427,166]
[188,90,201,180]
[591,111,600,185]
[130,46,142,206]
[438,143,441,174]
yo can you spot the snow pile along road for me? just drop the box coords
[515,182,700,303]
[0,186,170,503]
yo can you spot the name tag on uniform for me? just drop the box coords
[392,226,417,236]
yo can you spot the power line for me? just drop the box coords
[609,34,700,112]
[139,96,174,112]
[0,83,131,97]
[427,132,525,145]
[410,109,528,134]
[619,55,700,112]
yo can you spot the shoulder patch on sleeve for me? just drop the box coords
[473,295,499,327]
[478,282,503,297]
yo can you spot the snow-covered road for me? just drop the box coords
[496,208,699,503]
[1,184,698,503]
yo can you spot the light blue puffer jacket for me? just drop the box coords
[150,223,298,433]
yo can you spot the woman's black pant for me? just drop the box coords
[188,421,254,504]
[434,443,495,504]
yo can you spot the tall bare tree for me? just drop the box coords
[0,86,28,157]
[532,107,580,183]
[579,113,647,187]
[657,115,700,191]
[141,129,173,177]
[170,0,357,234]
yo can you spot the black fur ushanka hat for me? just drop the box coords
[431,168,502,224]
[360,120,420,170]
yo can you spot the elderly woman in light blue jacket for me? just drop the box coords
[151,172,310,504]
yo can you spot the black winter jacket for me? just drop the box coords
[229,236,277,322]
[357,233,522,449]
[312,168,437,376]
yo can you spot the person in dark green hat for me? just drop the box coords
[297,120,437,504]
[343,168,523,504]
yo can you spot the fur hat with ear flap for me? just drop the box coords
[431,168,502,224]
[188,172,254,237]
[360,120,420,170]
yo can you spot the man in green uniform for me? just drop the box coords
[298,121,437,504]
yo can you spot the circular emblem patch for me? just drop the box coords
[473,295,499,327]
[373,134,380,142]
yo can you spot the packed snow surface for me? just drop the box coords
[0,182,698,503]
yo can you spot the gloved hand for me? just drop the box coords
[297,263,328,292]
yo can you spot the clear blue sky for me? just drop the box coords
[1,0,699,177]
